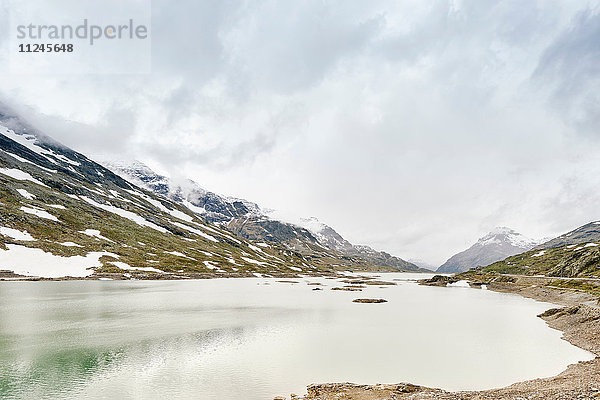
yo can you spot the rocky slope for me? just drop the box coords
[0,106,397,279]
[283,216,421,271]
[103,161,424,272]
[98,160,264,224]
[437,227,539,273]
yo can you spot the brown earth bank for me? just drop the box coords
[281,278,600,400]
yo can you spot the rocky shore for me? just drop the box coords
[0,270,328,281]
[288,277,600,400]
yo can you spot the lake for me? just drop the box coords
[0,273,593,399]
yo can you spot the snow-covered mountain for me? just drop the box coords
[0,104,407,279]
[99,160,263,223]
[269,215,355,253]
[274,215,422,271]
[437,227,540,273]
[103,160,424,272]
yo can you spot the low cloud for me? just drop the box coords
[1,0,600,265]
[533,8,600,135]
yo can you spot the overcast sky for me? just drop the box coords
[1,0,600,266]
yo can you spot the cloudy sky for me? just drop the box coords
[1,0,600,266]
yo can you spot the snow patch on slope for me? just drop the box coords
[20,206,58,221]
[59,242,82,247]
[16,188,35,199]
[0,168,48,187]
[0,227,35,241]
[80,229,114,242]
[0,244,110,278]
[170,221,219,242]
[80,196,167,233]
[106,261,164,273]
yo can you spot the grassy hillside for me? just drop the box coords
[474,243,600,278]
[0,118,396,279]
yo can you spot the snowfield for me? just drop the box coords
[20,206,59,221]
[80,196,168,233]
[59,242,83,247]
[0,168,48,187]
[80,229,114,242]
[16,188,35,199]
[0,227,35,241]
[171,221,219,242]
[241,256,268,266]
[165,251,193,259]
[0,244,110,278]
[106,261,164,273]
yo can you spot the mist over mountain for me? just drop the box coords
[102,160,424,272]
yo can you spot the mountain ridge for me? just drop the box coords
[101,159,424,272]
[536,221,600,250]
[478,221,600,278]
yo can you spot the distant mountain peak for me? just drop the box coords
[437,227,540,273]
[476,227,539,249]
[486,226,517,235]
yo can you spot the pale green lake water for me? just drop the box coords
[0,273,593,399]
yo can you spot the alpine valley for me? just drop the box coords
[101,160,422,272]
[0,105,424,280]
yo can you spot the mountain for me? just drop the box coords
[102,160,424,272]
[536,221,600,250]
[0,105,399,279]
[285,216,421,271]
[406,259,436,271]
[437,227,539,273]
[479,221,600,278]
[97,160,264,224]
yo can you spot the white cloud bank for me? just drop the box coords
[1,0,600,265]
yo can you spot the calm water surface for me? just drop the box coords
[0,273,593,399]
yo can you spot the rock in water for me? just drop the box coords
[352,298,388,304]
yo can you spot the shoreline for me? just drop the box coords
[292,277,600,400]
